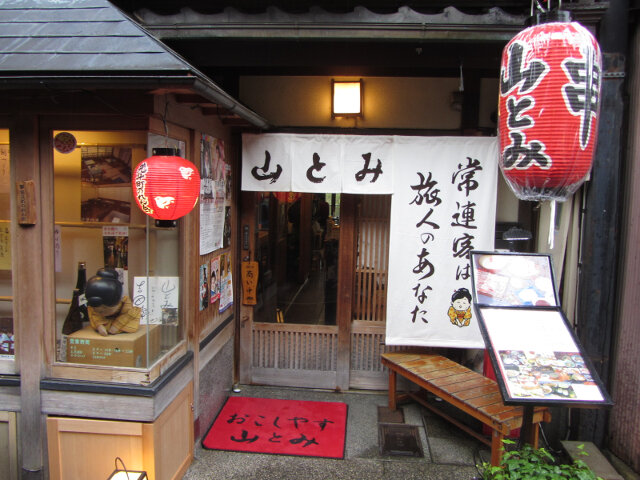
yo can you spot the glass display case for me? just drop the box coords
[53,131,184,370]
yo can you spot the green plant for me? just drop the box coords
[479,439,603,480]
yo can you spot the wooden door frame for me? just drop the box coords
[335,194,356,391]
[237,191,357,390]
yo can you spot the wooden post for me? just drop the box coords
[237,190,256,384]
[13,114,45,479]
[335,194,357,391]
[574,53,625,445]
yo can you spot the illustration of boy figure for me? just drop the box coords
[448,287,472,327]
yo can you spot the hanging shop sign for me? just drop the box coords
[132,151,201,221]
[242,134,393,194]
[243,134,499,348]
[498,19,602,201]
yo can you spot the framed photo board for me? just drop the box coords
[471,251,559,307]
[470,251,612,407]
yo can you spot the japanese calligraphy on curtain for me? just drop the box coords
[241,134,498,348]
[387,137,498,347]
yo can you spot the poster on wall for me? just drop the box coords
[200,135,226,254]
[199,262,209,311]
[210,256,221,304]
[385,137,499,348]
[219,251,233,313]
[132,276,179,325]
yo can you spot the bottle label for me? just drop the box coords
[78,293,88,307]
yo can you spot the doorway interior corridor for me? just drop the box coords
[239,192,395,390]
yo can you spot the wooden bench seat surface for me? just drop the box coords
[381,352,548,433]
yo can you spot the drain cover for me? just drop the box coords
[377,406,405,424]
[378,424,423,457]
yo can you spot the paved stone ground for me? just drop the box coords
[183,385,490,480]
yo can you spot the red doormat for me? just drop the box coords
[202,396,348,459]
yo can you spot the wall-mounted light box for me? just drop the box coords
[332,79,363,118]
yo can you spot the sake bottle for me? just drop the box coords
[62,261,88,335]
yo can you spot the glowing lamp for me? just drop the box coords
[498,13,601,201]
[332,79,363,118]
[132,148,200,224]
[106,457,147,480]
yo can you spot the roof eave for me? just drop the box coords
[0,73,270,130]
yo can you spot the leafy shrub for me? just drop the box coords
[479,439,603,480]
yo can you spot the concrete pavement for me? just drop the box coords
[183,384,489,480]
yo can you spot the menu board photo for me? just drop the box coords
[471,251,559,307]
[477,307,611,405]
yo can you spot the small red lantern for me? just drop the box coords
[132,148,201,222]
[498,14,602,201]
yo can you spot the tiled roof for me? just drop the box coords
[0,0,270,129]
[0,0,192,72]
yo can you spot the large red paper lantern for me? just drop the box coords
[498,16,602,201]
[132,150,201,221]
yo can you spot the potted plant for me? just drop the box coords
[478,439,603,480]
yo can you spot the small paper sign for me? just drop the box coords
[241,261,259,306]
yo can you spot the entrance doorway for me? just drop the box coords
[238,192,393,390]
[253,192,339,327]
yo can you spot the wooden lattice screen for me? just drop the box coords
[353,195,391,322]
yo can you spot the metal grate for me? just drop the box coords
[378,424,423,457]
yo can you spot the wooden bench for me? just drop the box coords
[381,352,551,466]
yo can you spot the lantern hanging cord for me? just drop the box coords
[163,95,170,147]
[531,0,547,15]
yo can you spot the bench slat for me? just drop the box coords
[453,385,500,401]
[410,365,469,381]
[466,392,504,408]
[480,403,520,416]
[430,371,482,387]
[440,376,495,393]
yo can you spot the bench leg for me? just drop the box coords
[491,430,504,467]
[388,369,397,411]
[531,423,540,449]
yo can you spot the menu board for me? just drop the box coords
[471,252,558,307]
[471,251,612,407]
[478,307,610,405]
